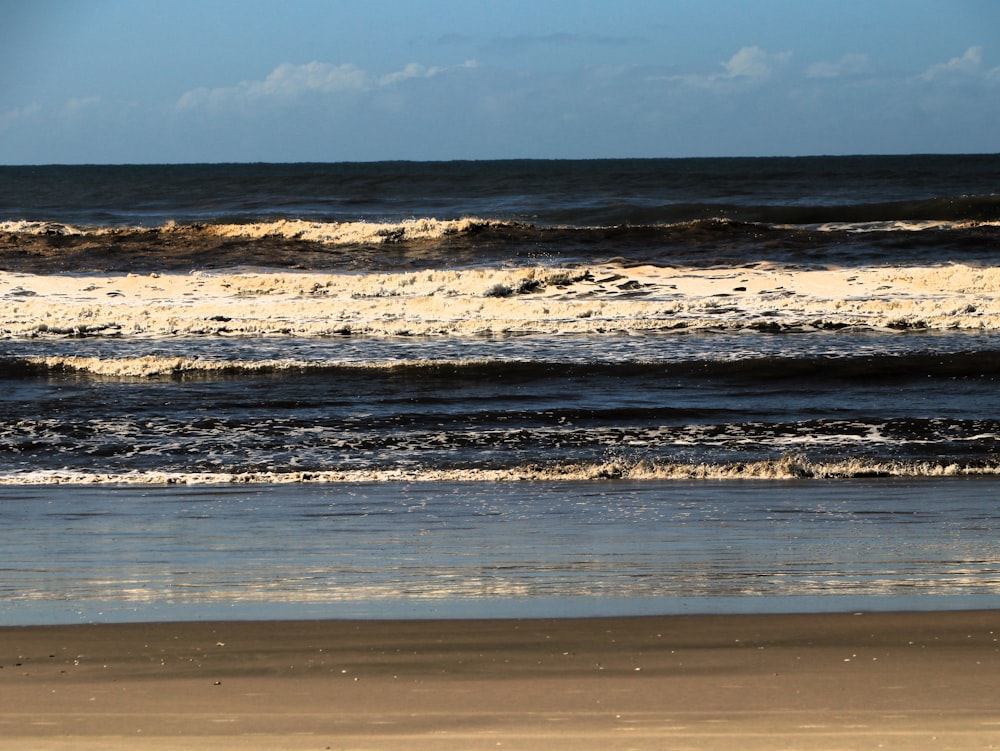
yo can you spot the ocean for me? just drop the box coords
[1,155,999,624]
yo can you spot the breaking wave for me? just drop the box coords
[7,350,1000,381]
[4,455,1000,485]
[4,211,998,241]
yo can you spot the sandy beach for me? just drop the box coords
[1,611,998,750]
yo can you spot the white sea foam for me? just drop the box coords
[0,218,506,243]
[803,220,1000,233]
[16,354,490,378]
[2,455,998,485]
[21,354,315,378]
[3,262,1000,338]
[0,220,87,235]
[196,217,500,243]
[195,217,1000,239]
[5,217,997,241]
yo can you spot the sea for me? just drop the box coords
[1,155,999,625]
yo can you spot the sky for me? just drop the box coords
[1,0,998,163]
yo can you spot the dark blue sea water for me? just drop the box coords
[3,155,999,228]
[1,156,998,623]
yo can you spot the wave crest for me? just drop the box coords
[9,348,1000,381]
[0,217,512,242]
[191,217,506,244]
[3,455,999,485]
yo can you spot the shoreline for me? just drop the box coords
[3,610,998,749]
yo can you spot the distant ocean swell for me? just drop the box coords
[6,190,1000,233]
[2,213,999,273]
[2,155,998,230]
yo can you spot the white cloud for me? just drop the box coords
[177,60,478,110]
[62,96,101,117]
[178,62,368,109]
[0,102,41,129]
[806,53,871,79]
[920,46,982,81]
[379,60,476,86]
[722,46,789,79]
[657,46,792,89]
[255,61,369,96]
[380,62,441,86]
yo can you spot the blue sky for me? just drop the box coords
[2,0,998,163]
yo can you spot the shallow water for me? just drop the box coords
[2,478,997,625]
[4,331,1000,483]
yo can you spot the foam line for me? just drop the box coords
[3,455,999,485]
[2,262,999,338]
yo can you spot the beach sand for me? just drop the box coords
[1,611,998,750]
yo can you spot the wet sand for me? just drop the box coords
[2,611,998,750]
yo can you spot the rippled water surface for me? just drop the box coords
[2,479,997,625]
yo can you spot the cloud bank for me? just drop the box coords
[177,60,478,110]
[2,44,997,162]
